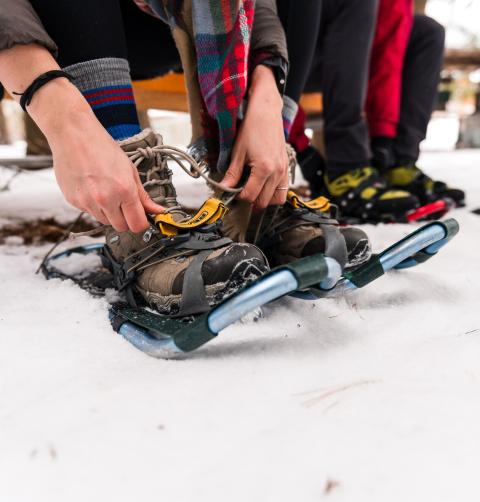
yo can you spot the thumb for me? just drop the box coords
[222,150,246,189]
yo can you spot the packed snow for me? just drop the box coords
[0,148,479,502]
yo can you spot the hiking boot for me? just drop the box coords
[386,163,465,207]
[220,148,371,271]
[103,129,268,316]
[245,192,371,271]
[325,166,420,223]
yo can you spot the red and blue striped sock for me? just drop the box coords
[63,58,141,140]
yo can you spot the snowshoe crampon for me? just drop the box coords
[42,219,459,358]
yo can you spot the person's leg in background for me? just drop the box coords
[286,0,378,194]
[276,0,322,106]
[386,15,465,205]
[394,15,445,166]
[119,0,181,130]
[27,0,179,146]
[275,0,326,194]
[30,0,141,140]
[367,0,413,170]
[317,0,376,177]
[119,0,181,81]
[30,0,180,142]
[306,0,418,221]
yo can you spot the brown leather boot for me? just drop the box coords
[103,129,268,316]
[245,192,371,271]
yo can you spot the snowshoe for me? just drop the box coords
[42,218,459,358]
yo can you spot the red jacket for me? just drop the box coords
[366,0,414,138]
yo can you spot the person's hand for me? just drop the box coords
[222,65,289,210]
[49,114,164,233]
[0,44,164,233]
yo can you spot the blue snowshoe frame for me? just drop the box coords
[43,219,459,358]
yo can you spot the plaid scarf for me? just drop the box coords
[133,0,255,171]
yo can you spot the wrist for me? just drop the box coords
[249,65,283,109]
[28,78,96,139]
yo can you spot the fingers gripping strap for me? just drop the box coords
[176,250,211,317]
[322,225,348,270]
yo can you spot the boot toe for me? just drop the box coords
[201,243,269,287]
[340,227,371,269]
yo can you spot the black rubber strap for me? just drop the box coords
[110,314,128,333]
[176,250,211,318]
[12,70,75,111]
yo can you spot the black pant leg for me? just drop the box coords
[119,0,181,80]
[394,15,445,164]
[30,0,180,78]
[29,0,129,67]
[276,0,322,104]
[307,0,379,174]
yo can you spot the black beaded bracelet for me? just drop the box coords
[13,70,74,111]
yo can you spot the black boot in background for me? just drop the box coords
[296,145,326,198]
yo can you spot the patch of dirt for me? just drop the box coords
[0,217,97,245]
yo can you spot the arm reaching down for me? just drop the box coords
[0,45,163,232]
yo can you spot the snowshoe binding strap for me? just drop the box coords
[102,199,233,314]
[154,198,228,237]
[286,191,331,212]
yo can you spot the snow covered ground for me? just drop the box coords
[0,148,479,502]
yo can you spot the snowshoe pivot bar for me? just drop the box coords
[343,218,459,289]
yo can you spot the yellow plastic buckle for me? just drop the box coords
[154,198,228,237]
[287,190,331,213]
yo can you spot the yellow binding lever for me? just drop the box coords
[154,198,228,237]
[286,190,331,213]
